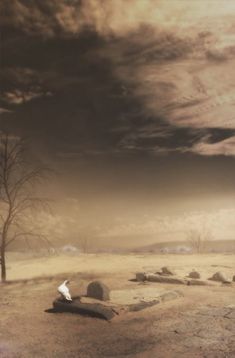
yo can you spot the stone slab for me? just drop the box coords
[52,287,183,319]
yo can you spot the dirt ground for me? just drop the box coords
[1,253,235,357]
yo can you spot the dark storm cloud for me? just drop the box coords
[0,30,139,157]
[0,0,81,37]
[1,0,235,158]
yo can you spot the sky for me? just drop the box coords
[1,0,235,247]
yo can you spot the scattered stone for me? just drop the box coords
[160,290,183,302]
[187,279,218,286]
[87,281,110,301]
[110,287,183,310]
[136,272,147,282]
[161,266,176,276]
[225,304,235,309]
[146,273,186,285]
[208,271,231,283]
[225,309,235,319]
[188,270,201,279]
[128,299,161,312]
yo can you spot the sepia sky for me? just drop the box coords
[1,0,235,246]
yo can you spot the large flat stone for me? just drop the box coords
[52,287,183,319]
[53,297,117,320]
[110,287,183,310]
[187,279,220,286]
[146,273,187,285]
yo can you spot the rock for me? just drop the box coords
[161,266,176,276]
[53,297,116,320]
[87,281,110,301]
[160,290,183,302]
[129,299,161,312]
[187,279,218,286]
[146,273,186,285]
[209,271,231,283]
[188,270,201,279]
[51,287,183,319]
[136,272,147,282]
[233,275,235,282]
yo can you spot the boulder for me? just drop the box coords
[208,271,231,283]
[136,272,147,282]
[87,281,110,301]
[160,266,176,276]
[188,270,201,279]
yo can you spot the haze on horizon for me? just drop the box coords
[1,0,235,248]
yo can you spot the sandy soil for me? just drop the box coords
[0,253,235,357]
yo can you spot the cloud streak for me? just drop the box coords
[101,209,235,241]
[191,135,235,156]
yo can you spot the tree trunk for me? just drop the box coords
[1,247,6,282]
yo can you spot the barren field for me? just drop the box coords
[1,253,235,357]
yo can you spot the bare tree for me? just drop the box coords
[0,133,50,282]
[79,235,92,254]
[78,225,99,254]
[187,227,213,253]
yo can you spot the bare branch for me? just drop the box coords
[0,132,52,281]
[5,232,52,249]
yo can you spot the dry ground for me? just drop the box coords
[1,253,235,357]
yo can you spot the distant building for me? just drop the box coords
[160,246,192,254]
[61,245,79,253]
